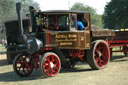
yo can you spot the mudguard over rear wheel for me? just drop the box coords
[87,40,110,70]
[40,52,61,78]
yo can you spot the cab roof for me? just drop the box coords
[38,10,89,15]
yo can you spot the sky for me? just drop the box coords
[33,0,111,14]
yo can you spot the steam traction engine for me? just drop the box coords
[5,3,115,78]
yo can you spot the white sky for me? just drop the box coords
[33,0,111,14]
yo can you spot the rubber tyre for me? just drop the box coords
[13,53,33,77]
[87,40,110,70]
[40,52,61,78]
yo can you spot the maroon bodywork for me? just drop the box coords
[7,4,117,78]
[107,31,128,57]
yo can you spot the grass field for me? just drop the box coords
[112,47,124,56]
[0,44,127,85]
[0,54,128,85]
[0,44,6,53]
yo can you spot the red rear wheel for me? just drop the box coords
[87,40,110,70]
[13,54,33,77]
[40,52,61,78]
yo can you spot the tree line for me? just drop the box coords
[71,3,104,29]
[0,0,40,26]
[103,0,128,29]
[1,0,126,30]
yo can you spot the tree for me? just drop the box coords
[0,0,40,40]
[71,2,103,28]
[0,0,15,25]
[21,0,40,16]
[0,0,40,24]
[103,0,128,29]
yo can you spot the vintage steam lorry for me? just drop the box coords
[5,3,115,78]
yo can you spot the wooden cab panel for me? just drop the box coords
[45,31,90,50]
[84,13,91,49]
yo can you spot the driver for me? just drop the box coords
[77,19,85,30]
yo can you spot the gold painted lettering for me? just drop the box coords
[60,42,72,45]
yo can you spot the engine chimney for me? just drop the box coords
[29,6,36,32]
[16,2,27,43]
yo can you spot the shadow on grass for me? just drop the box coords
[0,52,6,55]
[111,55,128,62]
[0,70,43,82]
[0,66,93,82]
[0,59,9,66]
[60,67,93,73]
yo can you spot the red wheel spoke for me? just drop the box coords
[98,58,103,67]
[95,57,98,62]
[94,54,96,57]
[21,56,25,61]
[101,53,105,58]
[43,61,46,66]
[51,56,55,62]
[17,59,21,63]
[95,42,109,68]
[101,49,105,54]
[46,58,50,63]
[41,53,61,77]
[17,67,21,71]
[54,64,58,70]
[27,68,30,73]
[51,68,56,74]
[44,62,49,67]
[45,69,49,75]
[14,54,33,77]
[101,54,106,62]
[95,49,99,53]
[22,68,26,75]
[95,57,99,64]
[97,45,101,51]
[48,56,51,61]
[49,68,52,76]
[43,63,49,69]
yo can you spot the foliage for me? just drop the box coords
[0,0,15,25]
[0,0,40,39]
[21,0,40,16]
[71,2,104,28]
[0,0,40,25]
[103,0,128,29]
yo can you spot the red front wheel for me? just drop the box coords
[87,40,110,70]
[13,53,33,77]
[40,52,61,78]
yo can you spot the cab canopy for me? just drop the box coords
[35,10,90,32]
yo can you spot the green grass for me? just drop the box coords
[0,44,6,53]
[112,47,124,56]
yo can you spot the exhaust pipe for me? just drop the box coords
[16,2,23,34]
[16,2,27,43]
[29,6,36,32]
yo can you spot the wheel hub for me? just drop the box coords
[97,51,101,57]
[49,62,54,68]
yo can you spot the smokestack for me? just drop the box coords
[16,2,23,34]
[16,2,27,43]
[29,6,36,32]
